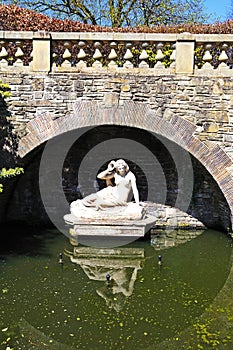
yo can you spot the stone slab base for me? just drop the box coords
[64,213,156,237]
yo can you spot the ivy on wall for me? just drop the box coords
[0,80,23,192]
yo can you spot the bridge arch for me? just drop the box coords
[18,100,233,225]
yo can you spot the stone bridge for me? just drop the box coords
[1,31,233,232]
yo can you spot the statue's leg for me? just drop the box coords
[81,193,98,207]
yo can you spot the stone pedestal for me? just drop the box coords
[32,31,51,72]
[176,33,195,74]
[64,213,156,238]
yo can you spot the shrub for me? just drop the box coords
[1,5,233,34]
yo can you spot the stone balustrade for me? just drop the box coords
[0,31,233,74]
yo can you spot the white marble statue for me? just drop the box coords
[70,159,142,220]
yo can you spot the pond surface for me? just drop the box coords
[0,227,232,350]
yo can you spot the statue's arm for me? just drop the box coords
[97,160,116,180]
[130,173,139,205]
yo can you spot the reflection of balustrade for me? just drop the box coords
[1,31,233,74]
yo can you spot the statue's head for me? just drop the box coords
[115,159,129,175]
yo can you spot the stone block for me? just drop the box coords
[103,92,119,107]
[34,91,44,99]
[176,40,195,74]
[32,32,51,72]
[166,207,177,217]
[224,134,233,142]
[121,84,131,92]
[204,122,219,133]
[167,217,178,226]
[213,80,224,94]
[32,78,44,91]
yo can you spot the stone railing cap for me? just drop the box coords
[33,31,51,39]
[177,32,195,41]
[1,31,233,43]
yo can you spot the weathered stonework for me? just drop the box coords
[1,71,233,231]
[0,72,232,152]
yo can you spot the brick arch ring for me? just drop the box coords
[18,100,233,222]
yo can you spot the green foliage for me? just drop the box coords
[194,45,205,68]
[0,81,23,192]
[193,305,233,348]
[130,44,173,68]
[0,167,24,179]
[0,81,11,98]
[194,322,221,347]
[0,168,24,192]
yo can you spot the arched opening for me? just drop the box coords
[6,125,231,231]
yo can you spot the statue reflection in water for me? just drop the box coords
[69,246,145,312]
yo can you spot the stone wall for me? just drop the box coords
[0,71,233,230]
[0,72,232,158]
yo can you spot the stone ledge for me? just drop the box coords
[64,213,157,237]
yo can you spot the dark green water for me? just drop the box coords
[0,227,232,350]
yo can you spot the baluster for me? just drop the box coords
[51,41,58,69]
[108,42,118,68]
[62,41,72,68]
[218,43,228,70]
[77,41,87,68]
[29,48,33,68]
[154,43,165,69]
[52,40,65,68]
[202,44,213,70]
[92,42,102,68]
[14,41,24,67]
[139,43,149,68]
[0,41,8,68]
[52,52,57,70]
[123,43,133,68]
[170,43,176,70]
